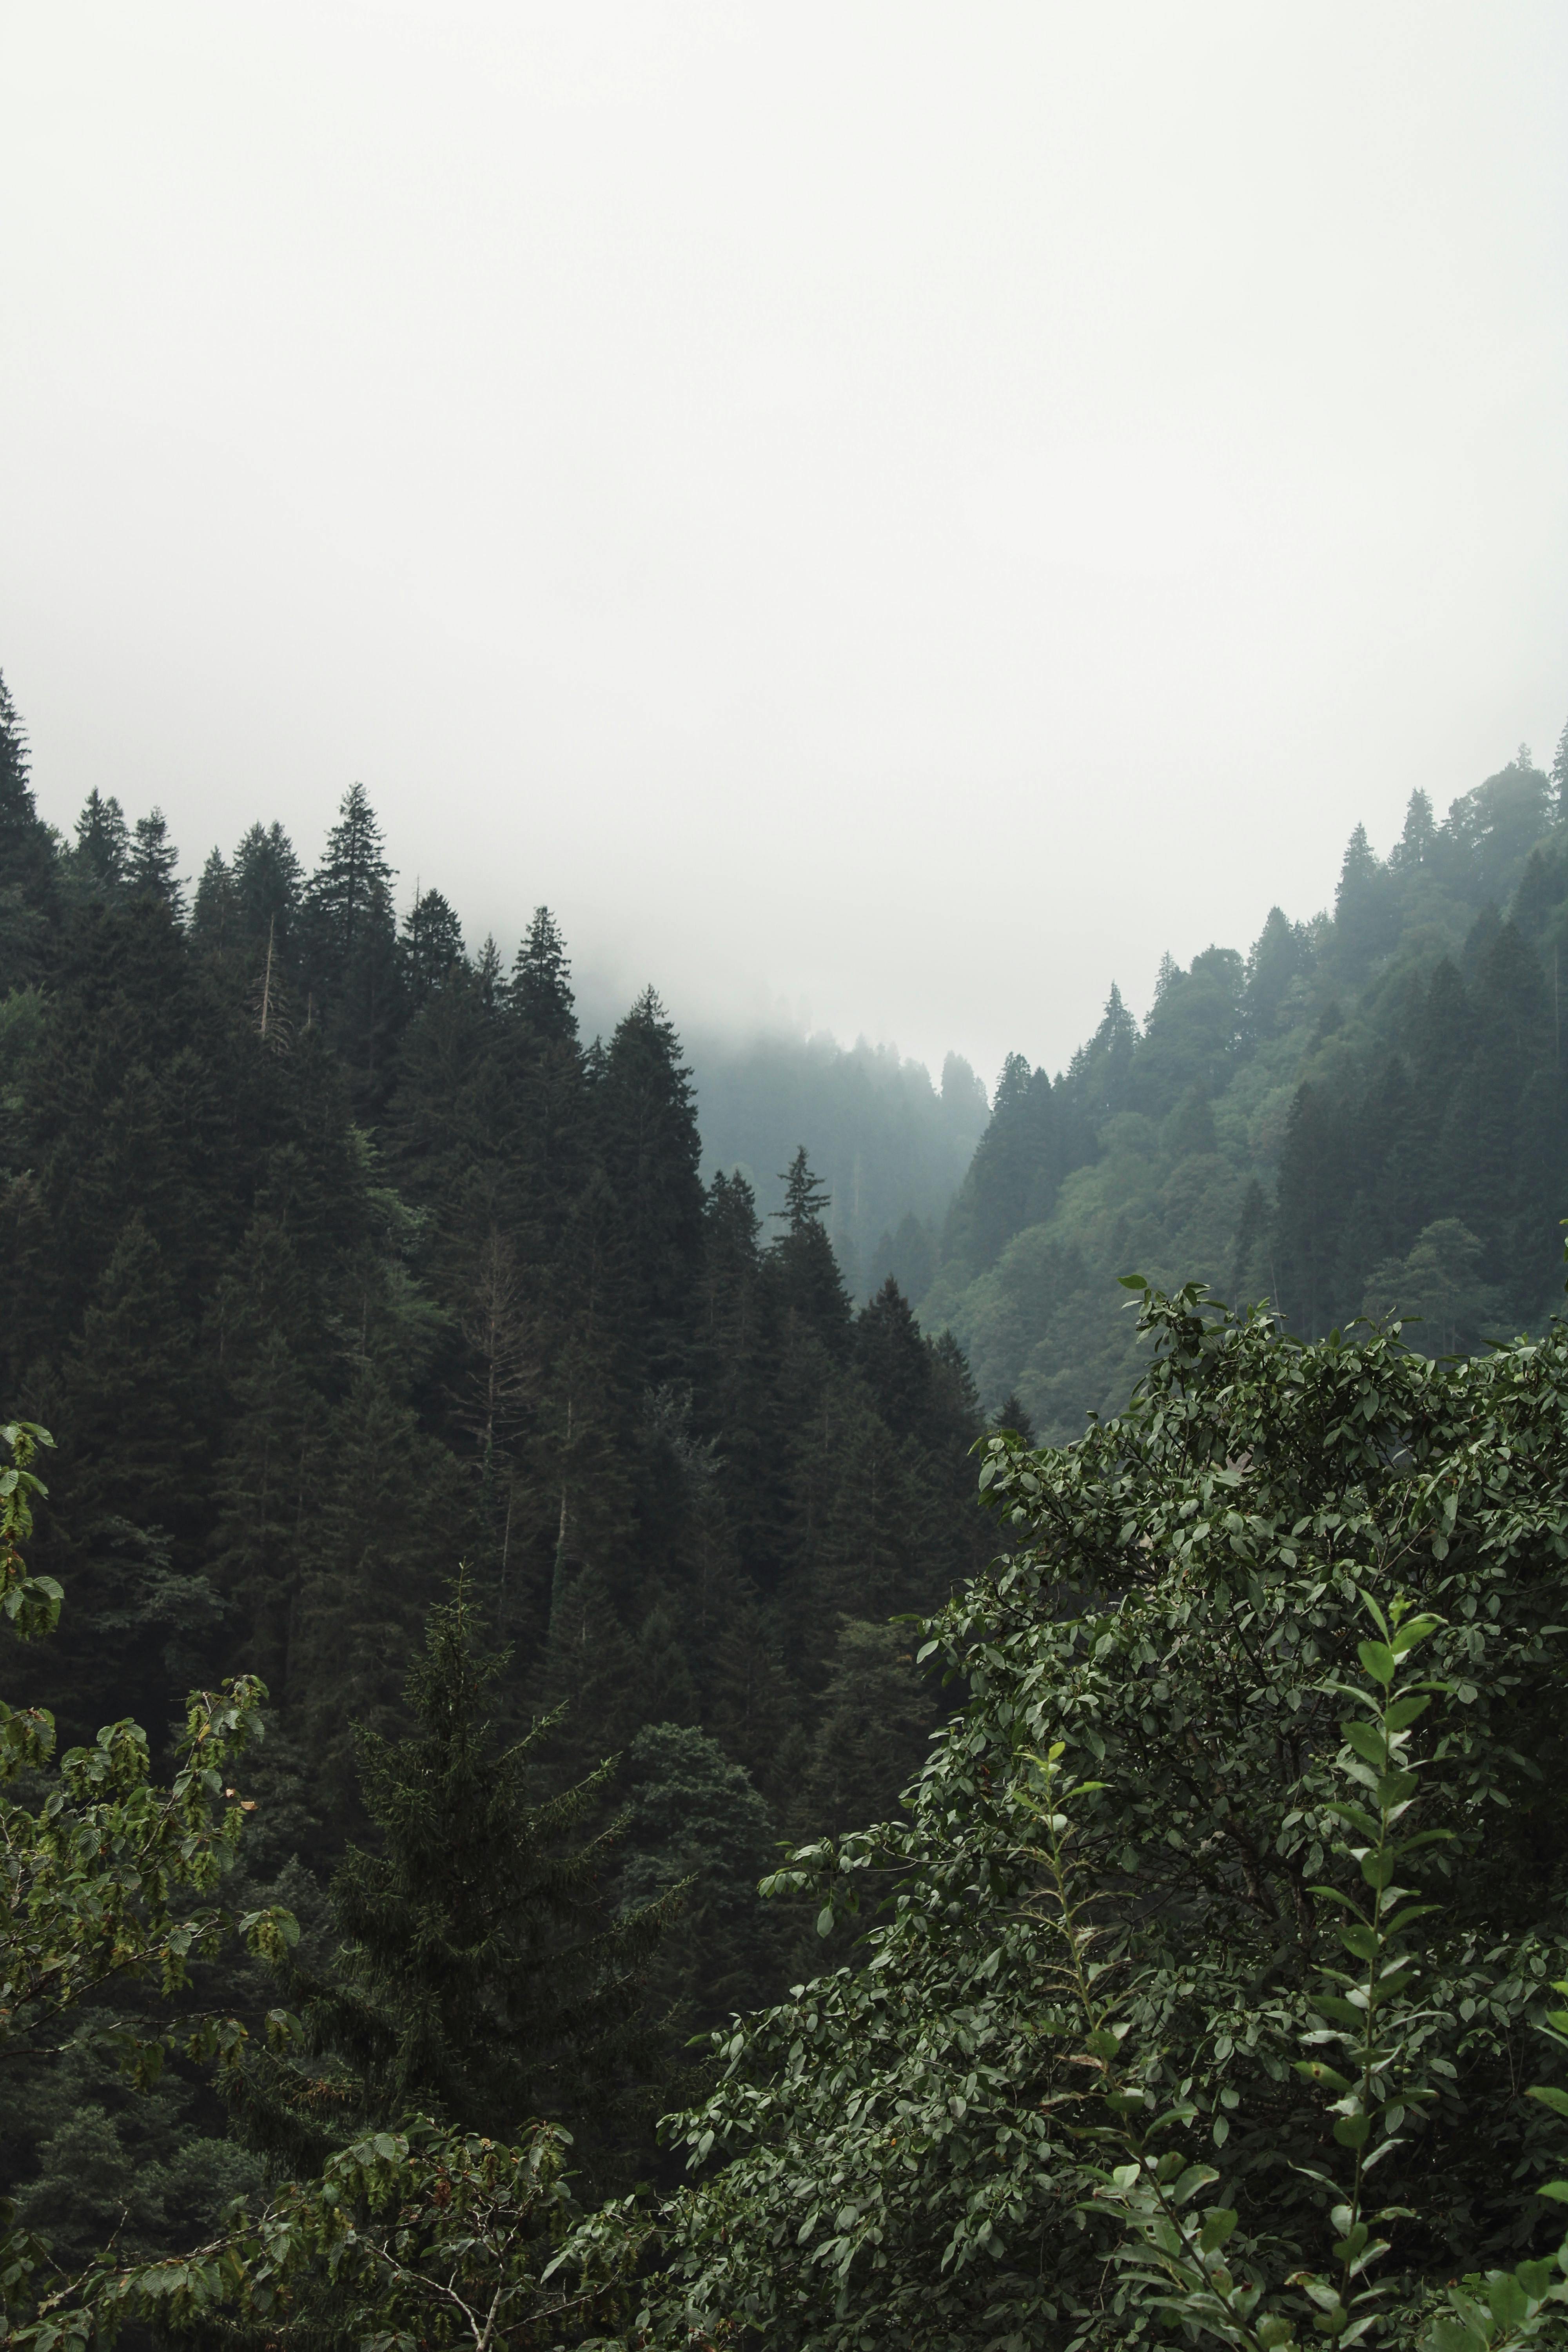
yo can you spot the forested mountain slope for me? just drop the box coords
[0,665,996,2229]
[924,728,1568,1439]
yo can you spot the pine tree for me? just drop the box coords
[68,791,131,901]
[190,849,236,952]
[510,906,577,1043]
[1389,788,1437,873]
[0,668,56,986]
[1241,907,1315,1043]
[855,1278,934,1445]
[989,1392,1036,1446]
[127,810,184,917]
[1332,821,1397,976]
[233,821,305,964]
[1553,715,1568,826]
[613,1722,780,2028]
[592,987,705,1368]
[765,1150,853,1357]
[399,887,466,1008]
[301,784,400,1094]
[245,1589,673,2169]
[1064,984,1138,1126]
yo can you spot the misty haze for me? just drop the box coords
[3,8,1568,2343]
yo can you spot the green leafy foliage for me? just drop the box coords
[642,1282,1568,2348]
[17,2118,650,2351]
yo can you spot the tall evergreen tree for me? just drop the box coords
[301,784,399,1094]
[233,820,305,964]
[0,668,56,985]
[241,1589,672,2172]
[592,988,705,1367]
[68,791,131,902]
[765,1149,853,1357]
[1332,820,1398,975]
[127,810,184,917]
[399,887,466,1008]
[510,906,577,1043]
[190,848,236,953]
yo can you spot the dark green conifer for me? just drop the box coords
[301,784,400,1094]
[127,810,183,917]
[68,791,131,901]
[243,1588,672,2171]
[592,988,705,1368]
[190,848,236,952]
[765,1149,852,1357]
[399,887,466,1008]
[233,820,305,965]
[0,668,57,985]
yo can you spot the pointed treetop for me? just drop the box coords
[1552,716,1568,818]
[401,887,466,1006]
[775,1146,831,1233]
[510,906,577,1042]
[234,821,305,942]
[73,789,131,892]
[307,783,395,956]
[0,668,34,825]
[191,848,234,949]
[129,809,185,916]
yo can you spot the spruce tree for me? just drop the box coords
[127,810,184,917]
[855,1277,934,1445]
[613,1722,780,2028]
[68,791,131,901]
[765,1149,853,1356]
[510,906,577,1043]
[0,668,56,985]
[592,987,705,1367]
[301,784,399,1094]
[190,849,235,953]
[232,820,305,965]
[244,1588,673,2169]
[399,887,466,1008]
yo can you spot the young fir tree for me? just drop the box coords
[244,1587,674,2173]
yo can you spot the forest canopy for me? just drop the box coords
[4,666,1568,2347]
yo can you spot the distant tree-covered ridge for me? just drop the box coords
[926,728,1568,1434]
[689,1027,989,1294]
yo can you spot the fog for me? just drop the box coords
[2,2,1565,1087]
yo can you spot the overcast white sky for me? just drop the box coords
[2,4,1565,1088]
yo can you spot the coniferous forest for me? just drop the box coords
[7,664,1568,2348]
